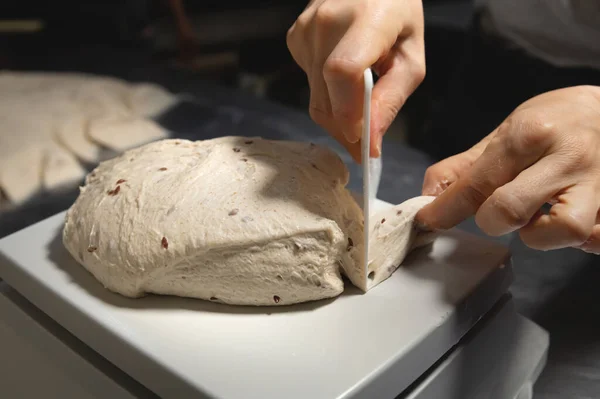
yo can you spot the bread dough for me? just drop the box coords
[366,196,436,290]
[63,137,437,305]
[0,71,176,206]
[128,83,178,118]
[0,146,43,204]
[87,117,169,153]
[63,137,365,305]
[54,113,100,163]
[42,141,86,192]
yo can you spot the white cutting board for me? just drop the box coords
[0,200,512,399]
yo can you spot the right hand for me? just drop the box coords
[286,0,426,162]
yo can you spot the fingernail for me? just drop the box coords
[375,134,383,157]
[439,178,452,191]
[343,122,361,144]
[414,221,435,234]
[423,179,452,197]
[422,186,436,196]
[344,131,359,144]
[422,183,443,197]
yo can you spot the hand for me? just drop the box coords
[286,0,425,162]
[417,86,600,254]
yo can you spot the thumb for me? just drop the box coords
[421,152,475,196]
[417,134,497,229]
[416,152,476,230]
[421,130,497,195]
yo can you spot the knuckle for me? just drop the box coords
[285,28,295,51]
[555,212,592,246]
[411,56,426,85]
[315,4,339,27]
[518,230,548,251]
[286,22,295,41]
[489,188,531,228]
[295,11,311,30]
[497,114,554,155]
[323,56,362,81]
[424,165,441,182]
[522,122,554,149]
[494,119,513,140]
[460,177,491,208]
[579,232,600,254]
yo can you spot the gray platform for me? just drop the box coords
[0,198,516,398]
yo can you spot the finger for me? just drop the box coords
[308,67,332,125]
[323,23,399,143]
[576,221,600,255]
[421,130,496,196]
[421,150,481,196]
[417,121,551,230]
[519,183,597,250]
[369,50,424,157]
[285,22,307,71]
[317,116,361,162]
[308,70,361,162]
[475,155,576,236]
[286,1,322,72]
[370,28,426,156]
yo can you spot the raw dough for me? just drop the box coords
[128,83,178,118]
[54,112,100,163]
[62,137,436,305]
[63,137,364,305]
[366,196,436,290]
[0,70,175,206]
[42,141,86,192]
[87,117,169,153]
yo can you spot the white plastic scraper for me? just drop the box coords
[361,68,382,288]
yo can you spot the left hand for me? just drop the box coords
[416,85,600,254]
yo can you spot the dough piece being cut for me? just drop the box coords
[63,137,365,306]
[87,117,169,153]
[128,83,178,118]
[365,196,436,290]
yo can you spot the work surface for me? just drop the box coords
[0,64,599,396]
[0,202,511,399]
